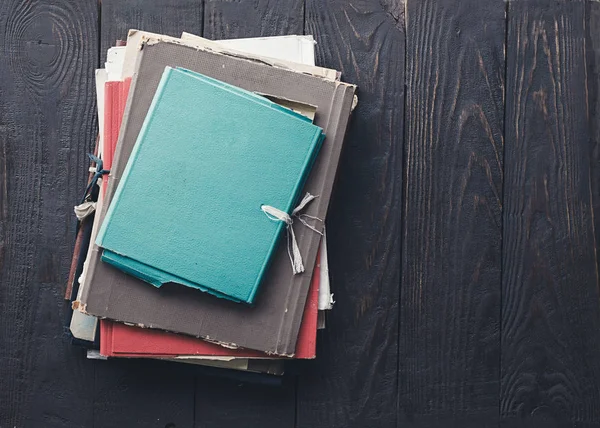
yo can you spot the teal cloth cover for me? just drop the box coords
[96,67,325,304]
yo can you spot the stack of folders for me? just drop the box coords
[65,30,356,377]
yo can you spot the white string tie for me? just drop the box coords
[261,193,323,274]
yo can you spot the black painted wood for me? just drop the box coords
[399,0,505,426]
[100,0,204,63]
[193,2,304,427]
[204,0,304,40]
[501,1,600,426]
[0,0,98,426]
[94,2,205,427]
[588,2,600,292]
[195,377,296,428]
[93,359,195,428]
[3,1,600,427]
[296,1,403,427]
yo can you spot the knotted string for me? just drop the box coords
[81,154,109,204]
[261,193,323,274]
[74,154,110,220]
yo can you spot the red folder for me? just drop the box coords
[102,78,131,195]
[99,77,319,359]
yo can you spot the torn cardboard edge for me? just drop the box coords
[180,31,339,81]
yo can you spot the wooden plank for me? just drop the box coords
[588,2,600,291]
[192,3,303,427]
[93,359,195,428]
[204,0,303,39]
[501,1,600,426]
[400,0,505,425]
[94,2,204,427]
[100,0,204,63]
[295,1,404,427]
[0,0,98,426]
[195,377,295,428]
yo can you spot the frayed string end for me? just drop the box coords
[261,193,323,275]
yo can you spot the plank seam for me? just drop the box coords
[397,1,408,427]
[97,0,101,68]
[499,1,509,426]
[201,0,205,38]
[302,0,306,35]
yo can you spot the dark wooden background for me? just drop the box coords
[1,0,600,427]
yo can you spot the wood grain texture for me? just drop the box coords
[195,377,295,428]
[588,2,600,293]
[100,0,204,63]
[192,3,302,427]
[204,0,303,39]
[0,0,98,426]
[296,1,404,427]
[400,0,505,425]
[96,2,204,426]
[501,1,600,426]
[4,2,600,427]
[93,359,195,428]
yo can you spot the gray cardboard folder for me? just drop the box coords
[76,37,355,356]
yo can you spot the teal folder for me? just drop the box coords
[96,67,325,304]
